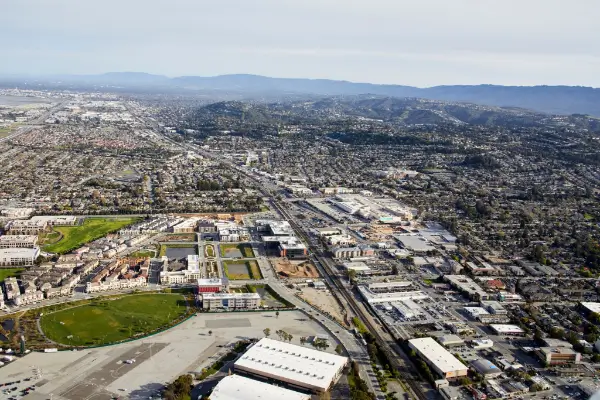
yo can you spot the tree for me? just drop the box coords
[335,344,343,354]
[263,328,271,337]
[276,311,280,319]
[300,336,307,346]
[208,330,213,336]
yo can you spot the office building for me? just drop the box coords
[535,347,581,365]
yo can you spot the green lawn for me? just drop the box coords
[40,294,187,346]
[43,217,140,254]
[220,243,255,258]
[0,268,24,282]
[223,260,262,280]
[130,249,156,258]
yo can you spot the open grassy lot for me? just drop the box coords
[40,294,188,346]
[223,260,262,280]
[0,268,24,282]
[43,217,140,254]
[220,243,255,258]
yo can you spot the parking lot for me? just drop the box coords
[0,310,335,400]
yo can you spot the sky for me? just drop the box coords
[1,0,599,87]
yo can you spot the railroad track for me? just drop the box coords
[271,200,430,400]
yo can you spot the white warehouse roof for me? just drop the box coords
[580,302,600,314]
[210,375,310,400]
[234,338,348,392]
[408,337,467,374]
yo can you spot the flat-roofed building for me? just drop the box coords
[444,275,492,300]
[408,337,468,380]
[0,247,40,266]
[470,359,503,379]
[437,335,464,348]
[0,235,38,248]
[201,292,261,310]
[30,216,78,226]
[489,324,525,336]
[234,338,348,394]
[535,347,581,365]
[210,375,310,400]
[197,278,227,293]
[358,285,429,304]
[367,281,413,293]
[5,219,47,235]
[393,235,435,253]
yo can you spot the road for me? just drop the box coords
[0,101,66,144]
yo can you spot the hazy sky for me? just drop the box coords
[2,0,599,87]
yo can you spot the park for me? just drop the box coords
[39,293,188,346]
[223,260,262,280]
[43,217,140,254]
[220,243,255,258]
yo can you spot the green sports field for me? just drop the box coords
[43,217,140,254]
[40,294,187,346]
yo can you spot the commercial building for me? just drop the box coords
[408,337,468,380]
[234,338,348,394]
[172,219,198,234]
[470,359,503,379]
[464,307,510,324]
[367,281,413,293]
[197,278,227,293]
[256,220,295,237]
[341,261,371,273]
[160,256,202,285]
[471,339,494,349]
[393,235,435,253]
[580,302,600,315]
[263,236,307,259]
[0,235,38,248]
[489,324,525,336]
[210,375,310,400]
[358,285,429,304]
[444,275,492,300]
[0,247,40,266]
[535,347,581,365]
[201,292,261,310]
[437,335,465,348]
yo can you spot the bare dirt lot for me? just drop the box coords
[274,258,320,278]
[298,287,346,326]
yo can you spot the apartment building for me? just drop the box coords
[0,247,40,266]
[201,292,261,310]
[0,235,39,248]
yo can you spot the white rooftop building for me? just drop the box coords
[0,235,38,248]
[0,247,40,266]
[210,375,310,400]
[408,337,468,380]
[234,338,348,393]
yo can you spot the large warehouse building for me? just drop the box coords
[234,338,348,394]
[210,375,310,400]
[408,337,468,380]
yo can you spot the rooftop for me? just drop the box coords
[408,337,467,373]
[234,338,348,392]
[210,375,310,400]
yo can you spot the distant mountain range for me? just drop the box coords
[3,72,600,116]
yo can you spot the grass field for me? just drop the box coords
[130,249,156,258]
[43,217,140,254]
[40,294,188,346]
[0,268,24,282]
[223,260,262,280]
[220,243,255,258]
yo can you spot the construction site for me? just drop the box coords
[272,258,320,279]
